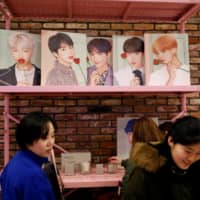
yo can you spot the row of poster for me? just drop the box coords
[0,29,190,86]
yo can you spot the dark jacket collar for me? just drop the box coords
[21,149,48,167]
[129,142,188,175]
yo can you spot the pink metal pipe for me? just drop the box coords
[171,93,187,122]
[171,110,186,123]
[53,143,67,153]
[179,21,185,33]
[5,16,11,30]
[3,94,10,165]
[8,114,19,124]
[3,96,19,165]
[181,93,187,113]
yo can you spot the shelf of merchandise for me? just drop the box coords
[0,0,200,165]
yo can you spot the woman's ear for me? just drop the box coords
[168,136,174,147]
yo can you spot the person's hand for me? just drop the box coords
[108,156,122,164]
[17,80,30,86]
[90,70,100,86]
[130,77,141,86]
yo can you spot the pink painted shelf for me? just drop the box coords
[0,85,199,95]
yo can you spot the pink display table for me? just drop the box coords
[61,168,124,188]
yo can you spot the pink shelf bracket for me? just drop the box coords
[3,94,10,165]
[181,93,187,113]
[5,15,11,30]
[0,1,12,30]
[179,21,185,33]
[171,110,187,122]
[53,143,68,153]
[171,93,188,122]
[3,94,20,165]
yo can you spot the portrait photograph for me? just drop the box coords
[144,33,190,86]
[86,37,113,86]
[113,35,145,86]
[117,117,134,160]
[41,30,87,86]
[0,29,41,86]
[117,117,158,159]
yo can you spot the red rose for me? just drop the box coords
[73,58,80,64]
[121,52,127,59]
[153,59,160,65]
[73,57,86,83]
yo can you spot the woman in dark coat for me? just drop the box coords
[121,116,200,200]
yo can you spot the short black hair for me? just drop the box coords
[168,116,200,145]
[87,38,112,54]
[48,32,73,53]
[16,112,57,150]
[159,121,173,135]
[123,37,144,53]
